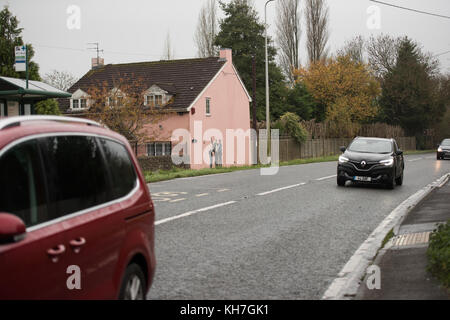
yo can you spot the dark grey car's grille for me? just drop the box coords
[349,160,381,171]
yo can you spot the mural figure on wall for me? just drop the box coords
[215,139,222,167]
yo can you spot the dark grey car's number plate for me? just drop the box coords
[354,176,371,182]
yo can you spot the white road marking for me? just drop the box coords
[316,175,337,181]
[408,157,423,162]
[169,198,186,203]
[196,193,209,197]
[155,201,237,226]
[217,189,230,192]
[257,183,306,196]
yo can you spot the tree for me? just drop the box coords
[195,0,218,58]
[43,70,78,91]
[380,37,445,140]
[34,99,61,115]
[272,82,315,120]
[295,55,380,136]
[276,0,301,84]
[366,34,400,79]
[86,75,169,144]
[337,35,365,64]
[214,0,286,121]
[0,6,40,80]
[305,0,329,64]
[162,31,174,60]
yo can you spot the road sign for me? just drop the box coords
[15,46,27,72]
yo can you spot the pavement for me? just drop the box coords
[146,153,450,300]
[356,177,450,300]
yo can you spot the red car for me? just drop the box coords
[0,116,155,299]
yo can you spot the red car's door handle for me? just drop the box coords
[69,237,86,253]
[47,244,66,263]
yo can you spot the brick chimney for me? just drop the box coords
[91,57,104,69]
[219,48,232,64]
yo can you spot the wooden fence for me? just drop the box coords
[277,137,416,162]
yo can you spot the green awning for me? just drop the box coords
[0,76,72,100]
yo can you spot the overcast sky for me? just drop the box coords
[2,0,450,80]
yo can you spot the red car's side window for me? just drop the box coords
[0,140,48,227]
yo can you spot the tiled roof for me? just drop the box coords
[59,57,226,113]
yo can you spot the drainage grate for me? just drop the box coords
[391,232,431,247]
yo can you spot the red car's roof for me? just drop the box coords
[0,117,128,150]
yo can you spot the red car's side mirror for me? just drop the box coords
[0,213,26,244]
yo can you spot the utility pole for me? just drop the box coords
[252,54,259,164]
[265,0,275,158]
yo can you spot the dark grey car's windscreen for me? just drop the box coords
[348,139,393,154]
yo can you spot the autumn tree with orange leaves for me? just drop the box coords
[294,55,380,136]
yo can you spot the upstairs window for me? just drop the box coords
[146,95,163,107]
[206,98,211,116]
[71,98,88,110]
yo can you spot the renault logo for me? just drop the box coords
[361,161,367,167]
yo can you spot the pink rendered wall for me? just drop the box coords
[139,112,189,156]
[139,49,252,169]
[188,51,252,169]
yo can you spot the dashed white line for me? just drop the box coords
[408,158,422,162]
[217,188,230,192]
[316,175,337,181]
[257,183,306,196]
[155,201,237,226]
[196,193,209,197]
[169,198,186,203]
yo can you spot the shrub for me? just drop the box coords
[427,221,450,288]
[273,112,308,144]
[34,99,61,115]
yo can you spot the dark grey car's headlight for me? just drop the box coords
[380,158,394,166]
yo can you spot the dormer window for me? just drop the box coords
[70,89,89,110]
[146,94,163,107]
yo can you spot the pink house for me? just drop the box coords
[60,49,253,169]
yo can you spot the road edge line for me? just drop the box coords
[321,172,450,300]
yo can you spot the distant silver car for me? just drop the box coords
[437,139,450,160]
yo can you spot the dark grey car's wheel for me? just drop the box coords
[395,170,403,186]
[337,176,346,186]
[386,173,395,189]
[119,263,146,300]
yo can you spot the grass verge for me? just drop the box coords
[144,150,435,183]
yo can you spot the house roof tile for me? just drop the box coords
[59,57,226,114]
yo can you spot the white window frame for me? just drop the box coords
[145,95,163,107]
[71,98,88,110]
[146,142,172,157]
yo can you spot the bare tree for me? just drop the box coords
[194,0,218,58]
[366,34,400,78]
[337,35,365,63]
[162,31,175,60]
[305,0,329,64]
[276,0,301,84]
[43,70,78,91]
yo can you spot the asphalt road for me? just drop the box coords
[146,153,450,300]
